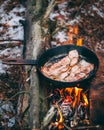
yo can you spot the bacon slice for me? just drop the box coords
[41,50,94,82]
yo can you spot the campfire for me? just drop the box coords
[47,87,89,129]
[41,24,99,130]
[44,9,92,129]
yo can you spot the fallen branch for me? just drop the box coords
[0,41,22,49]
[75,0,86,17]
[0,91,31,107]
[74,125,100,130]
[43,0,56,19]
[0,39,23,42]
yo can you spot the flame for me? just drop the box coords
[56,103,64,129]
[64,87,89,108]
[82,93,88,106]
[59,87,88,108]
[77,37,83,46]
[53,87,88,128]
[72,87,83,108]
[56,104,63,123]
[63,25,83,46]
[65,87,73,94]
[74,25,78,35]
[64,87,83,108]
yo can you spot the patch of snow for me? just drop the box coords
[0,26,3,31]
[58,2,68,10]
[92,5,104,18]
[0,45,23,58]
[0,12,25,26]
[53,31,68,42]
[0,101,15,113]
[60,10,70,18]
[0,0,10,13]
[11,5,25,13]
[0,100,15,127]
[0,45,23,74]
[7,116,15,127]
[10,45,23,58]
[0,1,25,26]
[0,0,25,75]
[0,48,11,55]
[49,12,60,21]
[0,26,24,40]
[51,41,57,46]
[0,61,8,74]
[7,15,25,26]
[68,16,80,25]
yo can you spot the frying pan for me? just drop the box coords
[3,45,99,88]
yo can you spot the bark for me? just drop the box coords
[28,20,45,129]
[25,0,54,129]
[25,0,42,129]
[35,0,42,15]
[25,0,57,129]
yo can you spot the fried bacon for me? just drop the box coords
[41,50,94,82]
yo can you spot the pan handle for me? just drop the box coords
[2,58,37,65]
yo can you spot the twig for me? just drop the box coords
[63,123,100,130]
[0,39,23,42]
[63,123,73,130]
[52,26,64,36]
[75,0,86,17]
[43,0,56,19]
[0,41,22,49]
[0,91,31,107]
[73,125,100,129]
[0,24,18,28]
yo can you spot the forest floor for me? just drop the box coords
[0,0,104,129]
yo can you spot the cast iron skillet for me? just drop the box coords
[3,45,99,88]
